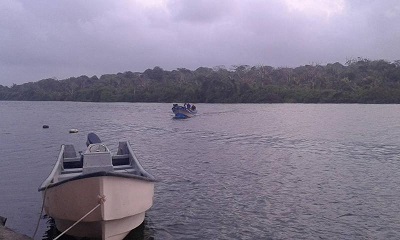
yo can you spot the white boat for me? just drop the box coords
[38,133,156,240]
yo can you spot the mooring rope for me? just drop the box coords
[32,191,106,240]
[53,194,106,240]
[32,185,49,239]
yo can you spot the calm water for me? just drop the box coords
[1,101,400,240]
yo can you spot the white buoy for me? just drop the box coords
[69,129,79,133]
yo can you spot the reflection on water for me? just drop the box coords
[42,217,153,240]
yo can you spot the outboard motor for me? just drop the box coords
[86,133,102,147]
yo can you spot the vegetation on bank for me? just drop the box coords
[1,58,400,103]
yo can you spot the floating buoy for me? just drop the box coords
[42,125,49,129]
[69,129,79,133]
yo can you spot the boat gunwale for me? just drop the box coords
[38,171,157,191]
[38,141,157,192]
[38,145,65,191]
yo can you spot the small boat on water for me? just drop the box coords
[172,103,197,119]
[38,133,156,240]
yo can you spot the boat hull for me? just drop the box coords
[43,175,154,240]
[172,107,197,118]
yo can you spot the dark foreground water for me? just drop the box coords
[1,101,400,240]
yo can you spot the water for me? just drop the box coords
[1,101,400,239]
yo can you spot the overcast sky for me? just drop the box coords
[1,0,400,86]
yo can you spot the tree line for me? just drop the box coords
[1,58,400,103]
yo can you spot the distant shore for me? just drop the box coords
[1,59,400,103]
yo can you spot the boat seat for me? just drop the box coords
[62,145,83,168]
[112,154,130,166]
[116,142,129,155]
[63,157,83,169]
[63,144,77,158]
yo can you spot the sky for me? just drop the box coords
[1,0,400,86]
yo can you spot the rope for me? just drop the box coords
[53,194,106,240]
[32,185,49,239]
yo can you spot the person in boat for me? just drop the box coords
[191,105,196,110]
[186,103,191,109]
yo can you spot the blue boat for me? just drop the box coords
[172,103,197,119]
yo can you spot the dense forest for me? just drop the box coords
[1,58,400,103]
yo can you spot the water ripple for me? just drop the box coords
[1,102,400,239]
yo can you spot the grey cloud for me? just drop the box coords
[0,0,400,86]
[168,0,234,23]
